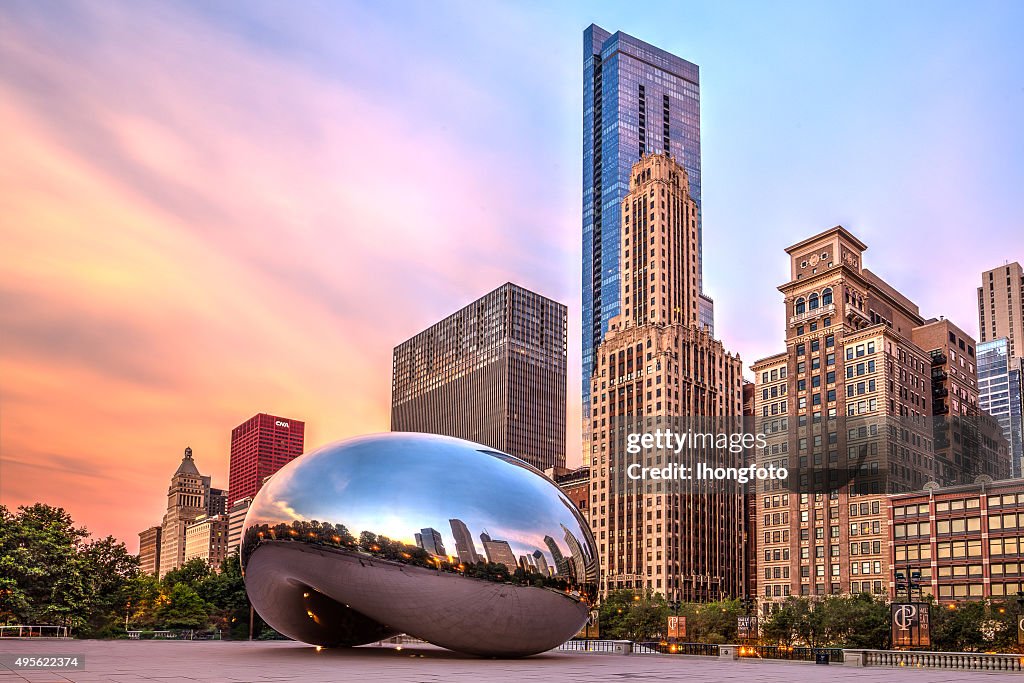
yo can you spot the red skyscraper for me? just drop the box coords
[228,413,304,504]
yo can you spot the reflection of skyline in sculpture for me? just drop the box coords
[562,523,597,583]
[415,527,446,557]
[544,534,571,578]
[449,518,481,564]
[532,549,550,576]
[240,432,598,656]
[480,530,518,572]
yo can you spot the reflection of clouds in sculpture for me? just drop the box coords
[241,433,597,657]
[269,498,304,524]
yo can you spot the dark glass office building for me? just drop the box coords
[391,283,567,471]
[583,24,709,419]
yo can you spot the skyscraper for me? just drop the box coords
[910,318,1008,484]
[137,526,161,576]
[978,262,1024,361]
[544,534,571,577]
[416,527,446,557]
[206,487,228,517]
[449,518,482,564]
[479,530,517,572]
[159,447,211,577]
[589,154,745,601]
[184,514,229,569]
[978,338,1024,477]
[583,24,710,425]
[228,413,305,505]
[391,282,567,471]
[532,549,550,576]
[226,496,252,557]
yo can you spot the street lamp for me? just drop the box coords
[1016,591,1024,648]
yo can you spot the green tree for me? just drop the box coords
[816,593,889,648]
[0,504,90,628]
[162,558,212,588]
[599,589,669,641]
[155,583,209,630]
[42,555,90,630]
[679,598,744,644]
[197,553,251,637]
[79,536,141,636]
[762,594,889,647]
[124,572,162,629]
[931,600,1018,652]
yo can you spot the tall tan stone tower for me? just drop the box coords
[158,447,210,578]
[589,153,745,602]
[978,261,1024,361]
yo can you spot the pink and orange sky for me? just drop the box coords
[2,1,1023,550]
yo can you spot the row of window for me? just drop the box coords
[779,581,885,597]
[794,288,834,314]
[845,342,877,359]
[849,501,882,516]
[759,366,788,384]
[795,336,835,356]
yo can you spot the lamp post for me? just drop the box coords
[1016,590,1024,648]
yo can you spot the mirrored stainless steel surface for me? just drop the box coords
[241,432,597,657]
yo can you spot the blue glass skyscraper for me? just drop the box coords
[977,338,1024,477]
[582,24,711,421]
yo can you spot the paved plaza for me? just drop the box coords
[0,640,1017,682]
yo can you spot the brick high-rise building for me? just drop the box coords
[159,447,211,578]
[137,526,161,576]
[547,466,591,521]
[228,413,304,505]
[184,514,229,570]
[978,261,1024,361]
[751,227,1004,616]
[750,354,792,605]
[589,153,745,602]
[742,380,761,603]
[391,282,567,472]
[206,487,228,517]
[910,318,1008,484]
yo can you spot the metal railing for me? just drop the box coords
[0,625,70,639]
[373,635,427,646]
[557,639,632,653]
[739,644,844,663]
[636,641,720,656]
[125,629,221,640]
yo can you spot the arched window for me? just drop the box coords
[822,288,833,306]
[808,293,819,310]
[795,297,806,315]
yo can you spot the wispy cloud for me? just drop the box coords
[0,1,577,546]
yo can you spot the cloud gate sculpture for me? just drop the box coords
[240,433,598,657]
